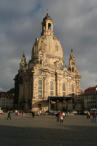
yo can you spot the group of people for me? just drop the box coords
[7,110,35,120]
[7,110,25,120]
[56,111,66,124]
[87,111,97,122]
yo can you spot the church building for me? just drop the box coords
[14,13,81,112]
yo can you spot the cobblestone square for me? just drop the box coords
[0,114,97,146]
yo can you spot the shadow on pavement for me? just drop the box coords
[0,124,97,146]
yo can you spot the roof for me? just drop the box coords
[0,92,14,98]
[85,86,96,90]
[84,86,97,95]
[43,13,53,22]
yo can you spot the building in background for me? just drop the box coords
[14,13,81,112]
[74,85,97,112]
[83,86,97,110]
[0,92,14,110]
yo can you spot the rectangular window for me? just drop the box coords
[50,91,54,96]
[50,81,54,96]
[71,84,74,93]
[38,80,42,89]
[38,90,42,98]
[38,80,43,98]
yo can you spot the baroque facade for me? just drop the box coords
[14,13,81,112]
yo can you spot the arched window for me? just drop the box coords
[63,83,66,96]
[38,80,43,98]
[50,81,54,96]
[48,23,51,30]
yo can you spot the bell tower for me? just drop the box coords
[41,11,54,36]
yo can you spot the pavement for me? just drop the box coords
[0,113,97,146]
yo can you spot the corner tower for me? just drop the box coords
[68,49,80,74]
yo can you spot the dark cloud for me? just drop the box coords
[0,0,97,91]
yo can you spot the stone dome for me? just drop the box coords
[33,35,63,59]
[32,13,63,59]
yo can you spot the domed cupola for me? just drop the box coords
[41,12,54,36]
[30,12,64,68]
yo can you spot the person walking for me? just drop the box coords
[60,111,64,124]
[56,112,60,122]
[93,111,96,122]
[7,111,11,120]
[87,111,90,119]
[22,111,24,117]
[31,111,35,118]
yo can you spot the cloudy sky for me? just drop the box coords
[0,0,97,91]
